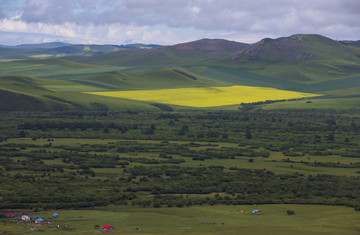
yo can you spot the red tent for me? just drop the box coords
[7,213,15,216]
[102,225,112,229]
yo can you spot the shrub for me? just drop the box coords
[287,210,295,215]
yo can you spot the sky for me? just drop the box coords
[0,0,359,46]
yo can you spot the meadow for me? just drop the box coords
[0,110,358,215]
[1,205,360,234]
[85,85,321,107]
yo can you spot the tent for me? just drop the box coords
[102,225,112,230]
[35,217,45,223]
[252,209,263,215]
[21,215,30,221]
[53,213,59,218]
[102,225,114,232]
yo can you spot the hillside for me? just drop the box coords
[230,34,358,62]
[0,35,359,112]
[0,75,158,112]
[74,67,221,90]
[69,38,248,66]
[66,35,360,84]
[171,38,248,51]
[226,34,360,83]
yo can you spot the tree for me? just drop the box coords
[245,130,252,139]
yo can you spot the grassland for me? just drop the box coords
[85,85,321,107]
[0,109,359,234]
[1,205,359,235]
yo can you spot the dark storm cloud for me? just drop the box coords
[0,0,26,18]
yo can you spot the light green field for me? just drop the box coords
[1,205,359,234]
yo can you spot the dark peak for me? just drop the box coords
[259,38,274,43]
[170,38,248,51]
[256,35,303,46]
[231,34,342,62]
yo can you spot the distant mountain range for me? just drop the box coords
[0,42,162,59]
[64,34,360,83]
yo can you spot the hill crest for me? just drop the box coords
[230,34,353,62]
[170,38,248,51]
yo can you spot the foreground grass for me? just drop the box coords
[85,85,321,107]
[1,205,359,235]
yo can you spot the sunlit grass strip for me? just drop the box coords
[85,85,322,107]
[29,54,53,58]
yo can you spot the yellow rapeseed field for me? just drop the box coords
[85,85,321,107]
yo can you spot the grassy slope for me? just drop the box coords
[0,76,71,111]
[0,75,158,112]
[75,67,222,90]
[0,59,130,80]
[0,89,66,112]
[224,34,360,84]
[69,46,237,67]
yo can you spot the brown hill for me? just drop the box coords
[171,38,248,51]
[68,39,248,66]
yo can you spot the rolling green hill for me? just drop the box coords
[66,34,360,85]
[74,67,222,90]
[0,75,159,112]
[0,34,359,112]
[226,34,360,83]
[69,39,248,66]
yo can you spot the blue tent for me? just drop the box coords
[35,217,44,223]
[53,213,59,218]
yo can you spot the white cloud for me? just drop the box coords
[0,0,359,45]
[0,17,183,45]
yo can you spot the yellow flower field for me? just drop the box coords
[85,85,321,107]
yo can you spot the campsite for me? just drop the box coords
[1,205,360,234]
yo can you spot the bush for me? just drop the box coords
[287,210,295,215]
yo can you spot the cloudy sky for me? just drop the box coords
[0,0,359,45]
